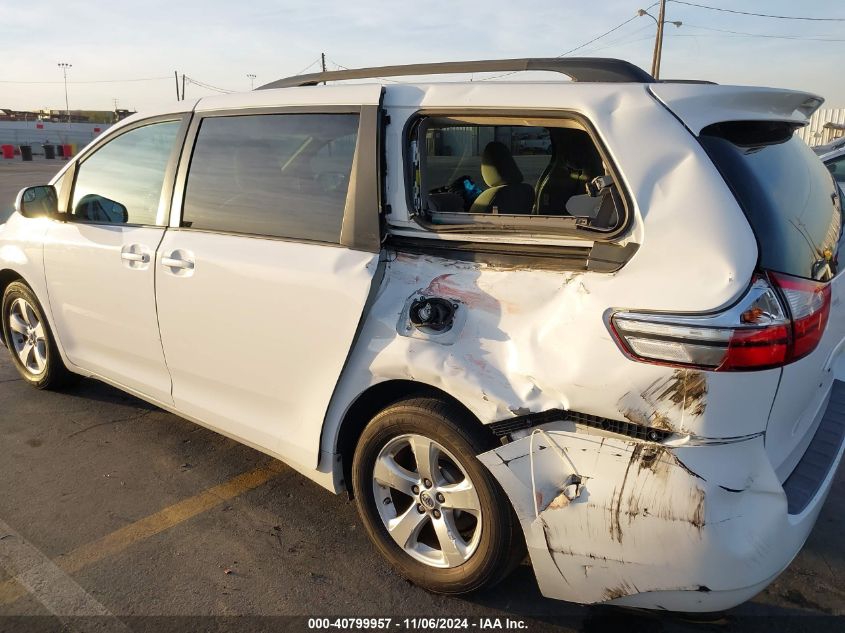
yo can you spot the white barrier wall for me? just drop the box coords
[0,120,111,150]
[796,108,845,147]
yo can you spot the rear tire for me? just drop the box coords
[2,281,74,390]
[352,397,524,594]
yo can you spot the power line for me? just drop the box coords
[293,57,321,76]
[184,76,235,94]
[583,34,658,55]
[576,23,655,54]
[682,23,845,42]
[558,3,659,58]
[670,1,845,22]
[481,3,659,81]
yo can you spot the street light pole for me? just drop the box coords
[638,2,682,79]
[247,73,256,90]
[57,62,72,123]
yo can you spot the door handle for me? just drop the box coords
[161,256,195,270]
[120,252,150,263]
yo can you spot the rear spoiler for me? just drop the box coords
[649,84,824,135]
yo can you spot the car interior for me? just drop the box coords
[417,116,620,229]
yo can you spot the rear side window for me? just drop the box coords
[409,115,626,236]
[182,113,359,243]
[700,122,841,281]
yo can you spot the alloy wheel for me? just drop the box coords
[372,433,483,568]
[7,298,48,375]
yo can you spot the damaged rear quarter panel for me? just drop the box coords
[478,428,789,606]
[322,250,780,464]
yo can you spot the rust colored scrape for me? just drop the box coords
[641,369,708,417]
[608,443,706,543]
[603,581,639,601]
[689,487,706,529]
[609,444,644,543]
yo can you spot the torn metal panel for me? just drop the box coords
[478,426,824,609]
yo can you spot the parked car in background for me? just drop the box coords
[822,146,845,192]
[2,57,844,614]
[813,135,845,156]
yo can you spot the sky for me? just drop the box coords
[1,0,844,113]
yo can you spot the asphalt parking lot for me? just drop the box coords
[1,159,845,632]
[0,159,65,223]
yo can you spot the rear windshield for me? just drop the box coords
[700,121,841,281]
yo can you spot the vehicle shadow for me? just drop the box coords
[62,375,159,410]
[459,571,842,633]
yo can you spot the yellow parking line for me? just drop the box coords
[0,464,281,606]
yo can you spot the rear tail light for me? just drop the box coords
[770,271,831,360]
[609,272,830,371]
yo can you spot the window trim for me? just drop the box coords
[62,113,192,229]
[170,103,383,253]
[402,108,633,241]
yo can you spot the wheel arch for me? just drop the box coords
[333,379,495,495]
[0,269,25,346]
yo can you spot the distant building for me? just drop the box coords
[37,109,135,124]
[0,109,41,122]
[114,109,134,122]
[0,105,136,147]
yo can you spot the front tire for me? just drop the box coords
[352,397,524,595]
[2,281,74,390]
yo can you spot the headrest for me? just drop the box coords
[481,141,523,187]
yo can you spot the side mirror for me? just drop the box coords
[14,185,58,218]
[74,194,128,224]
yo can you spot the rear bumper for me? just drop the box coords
[478,384,845,612]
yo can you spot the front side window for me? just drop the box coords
[182,113,359,243]
[71,120,180,225]
[410,115,624,234]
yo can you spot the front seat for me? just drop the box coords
[469,142,535,214]
[535,128,603,214]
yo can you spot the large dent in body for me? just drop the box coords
[376,252,590,421]
[321,247,783,474]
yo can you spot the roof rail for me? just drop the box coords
[258,57,654,90]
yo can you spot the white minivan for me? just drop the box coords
[2,58,844,612]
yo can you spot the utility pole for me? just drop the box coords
[181,74,186,101]
[57,62,72,123]
[638,1,681,79]
[653,0,667,79]
[247,73,256,90]
[174,71,180,100]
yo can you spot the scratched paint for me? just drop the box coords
[476,426,825,609]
